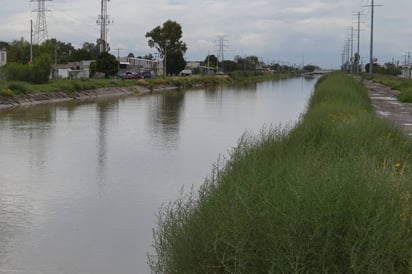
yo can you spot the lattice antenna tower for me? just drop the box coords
[31,0,53,44]
[97,0,113,53]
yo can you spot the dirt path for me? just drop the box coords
[361,78,412,137]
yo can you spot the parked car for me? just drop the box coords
[142,72,152,79]
[125,72,142,79]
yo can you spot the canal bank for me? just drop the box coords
[149,72,412,273]
[0,73,295,110]
[0,84,176,110]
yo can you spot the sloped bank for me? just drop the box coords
[0,74,233,109]
[0,84,176,109]
[149,72,412,273]
[0,73,293,110]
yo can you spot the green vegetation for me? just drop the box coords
[2,54,52,84]
[0,78,134,96]
[363,74,412,103]
[0,72,292,99]
[149,72,412,273]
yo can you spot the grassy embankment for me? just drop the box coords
[0,72,293,98]
[363,73,412,102]
[149,72,412,273]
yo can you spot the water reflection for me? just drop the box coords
[96,100,119,191]
[0,77,318,273]
[148,91,185,150]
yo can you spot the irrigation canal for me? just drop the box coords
[0,76,318,273]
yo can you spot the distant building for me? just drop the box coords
[53,60,93,79]
[400,66,412,79]
[0,47,7,66]
[118,57,162,77]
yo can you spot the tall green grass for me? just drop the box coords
[149,72,412,273]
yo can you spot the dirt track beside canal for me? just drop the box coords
[361,78,412,137]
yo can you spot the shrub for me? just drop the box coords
[8,82,29,95]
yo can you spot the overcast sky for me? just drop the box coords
[0,0,410,68]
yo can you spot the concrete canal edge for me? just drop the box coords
[0,84,179,110]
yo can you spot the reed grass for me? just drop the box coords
[149,72,412,273]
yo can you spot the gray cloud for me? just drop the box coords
[0,0,411,68]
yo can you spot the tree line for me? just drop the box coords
[0,19,305,85]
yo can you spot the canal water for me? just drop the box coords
[0,77,317,274]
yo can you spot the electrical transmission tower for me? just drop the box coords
[97,0,113,53]
[31,0,53,44]
[215,35,228,63]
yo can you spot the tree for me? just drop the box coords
[3,53,51,84]
[127,52,135,58]
[7,38,31,64]
[143,53,154,60]
[96,52,119,78]
[221,60,238,73]
[203,54,218,68]
[31,54,52,83]
[302,65,320,72]
[145,20,187,75]
[73,41,100,61]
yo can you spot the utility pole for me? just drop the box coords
[113,48,123,60]
[350,27,354,73]
[354,11,363,73]
[31,0,53,44]
[30,19,33,63]
[365,0,382,74]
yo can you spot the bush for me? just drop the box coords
[8,82,29,95]
[0,88,15,97]
[2,54,51,84]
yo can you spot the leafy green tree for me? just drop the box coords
[96,52,119,78]
[69,41,100,61]
[221,60,238,72]
[89,61,97,78]
[303,65,320,72]
[203,54,218,68]
[0,41,8,49]
[31,54,52,83]
[145,20,187,75]
[7,38,31,64]
[39,39,76,64]
[234,55,261,71]
[3,53,51,84]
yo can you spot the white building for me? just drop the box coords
[0,47,7,66]
[54,60,93,79]
[118,57,162,76]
